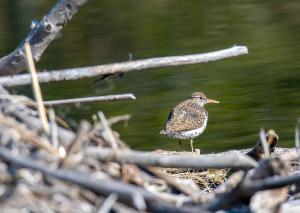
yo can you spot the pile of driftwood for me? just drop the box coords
[0,84,299,213]
[0,0,300,212]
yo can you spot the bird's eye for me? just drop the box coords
[199,96,205,100]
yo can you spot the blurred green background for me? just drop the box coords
[0,0,299,152]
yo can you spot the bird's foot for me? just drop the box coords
[190,139,194,152]
[194,149,201,155]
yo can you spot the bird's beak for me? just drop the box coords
[207,99,220,104]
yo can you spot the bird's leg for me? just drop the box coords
[190,139,194,152]
[178,140,182,148]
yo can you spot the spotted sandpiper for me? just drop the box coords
[160,92,220,152]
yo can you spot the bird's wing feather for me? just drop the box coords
[165,100,206,132]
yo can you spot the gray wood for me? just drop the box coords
[86,148,257,170]
[0,0,88,76]
[0,46,248,86]
[44,94,136,106]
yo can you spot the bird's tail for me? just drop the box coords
[160,130,167,135]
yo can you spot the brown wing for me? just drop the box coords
[165,99,207,132]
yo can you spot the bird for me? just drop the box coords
[160,91,220,152]
[246,129,279,161]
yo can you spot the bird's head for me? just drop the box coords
[190,91,220,106]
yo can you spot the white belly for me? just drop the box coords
[167,116,208,140]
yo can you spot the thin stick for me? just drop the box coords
[259,128,270,159]
[24,41,50,133]
[98,112,118,150]
[49,108,59,148]
[98,193,118,213]
[107,114,131,126]
[43,94,136,106]
[0,46,248,87]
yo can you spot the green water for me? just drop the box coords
[0,1,300,152]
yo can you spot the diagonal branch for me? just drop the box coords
[0,0,89,76]
[0,46,248,86]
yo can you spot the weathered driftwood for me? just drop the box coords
[86,148,257,170]
[43,93,136,106]
[0,46,248,86]
[0,0,88,76]
[203,153,294,212]
[0,112,60,157]
[0,147,207,213]
[0,85,75,146]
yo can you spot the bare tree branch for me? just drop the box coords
[43,94,136,106]
[0,0,88,76]
[86,148,257,170]
[0,46,248,86]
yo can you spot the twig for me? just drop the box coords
[259,128,270,159]
[48,108,59,148]
[86,148,257,169]
[107,114,131,126]
[98,193,118,213]
[0,0,89,75]
[43,94,136,106]
[24,41,50,133]
[98,112,119,150]
[0,46,248,86]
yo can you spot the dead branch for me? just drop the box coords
[0,0,88,76]
[0,46,248,86]
[43,94,136,106]
[86,148,257,170]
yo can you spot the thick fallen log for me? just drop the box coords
[86,148,257,170]
[0,0,89,76]
[0,46,248,86]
